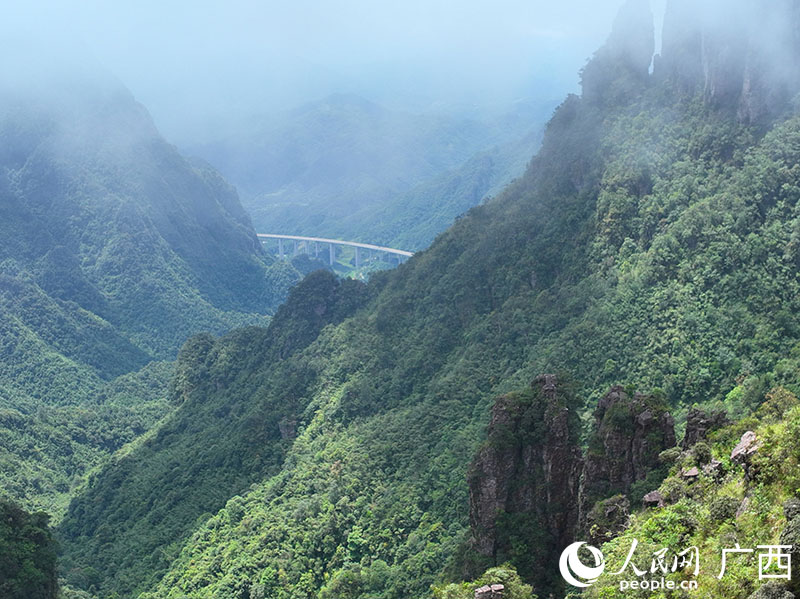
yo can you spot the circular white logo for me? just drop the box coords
[559,542,606,587]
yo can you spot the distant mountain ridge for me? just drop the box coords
[185,93,545,249]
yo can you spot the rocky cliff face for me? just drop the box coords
[583,0,800,124]
[682,407,728,449]
[581,0,654,106]
[468,379,677,592]
[582,386,676,510]
[467,374,583,592]
[657,0,800,123]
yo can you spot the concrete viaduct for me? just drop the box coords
[257,234,413,267]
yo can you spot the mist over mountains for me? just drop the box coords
[50,0,800,597]
[0,67,301,526]
[7,1,800,599]
[0,70,289,359]
[187,93,547,249]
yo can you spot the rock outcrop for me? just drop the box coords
[468,379,676,593]
[731,431,762,481]
[581,0,654,105]
[780,498,800,596]
[657,0,800,123]
[643,490,666,508]
[682,407,729,449]
[582,386,676,512]
[747,582,796,599]
[468,375,583,591]
[731,431,761,463]
[474,584,505,599]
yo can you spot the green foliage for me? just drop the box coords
[708,495,739,523]
[0,72,307,598]
[58,272,369,598]
[0,360,173,520]
[587,398,800,599]
[66,57,800,599]
[629,466,670,506]
[354,133,542,252]
[692,441,713,465]
[0,72,300,530]
[0,499,58,599]
[432,564,536,599]
[14,22,800,599]
[200,93,543,252]
[659,447,682,465]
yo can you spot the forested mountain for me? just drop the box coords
[185,94,544,249]
[0,66,301,517]
[0,499,58,599]
[58,272,368,596]
[0,69,293,364]
[349,129,541,251]
[57,1,800,598]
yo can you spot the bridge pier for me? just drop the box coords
[278,239,284,259]
[329,243,335,266]
[355,247,360,268]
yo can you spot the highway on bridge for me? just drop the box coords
[257,233,413,266]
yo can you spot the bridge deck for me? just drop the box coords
[257,234,414,257]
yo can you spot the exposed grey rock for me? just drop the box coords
[747,582,795,599]
[475,584,504,599]
[731,431,762,473]
[736,495,751,519]
[682,407,729,449]
[702,458,723,479]
[581,0,654,104]
[468,375,583,561]
[658,0,800,123]
[643,490,665,508]
[682,466,700,479]
[780,515,800,595]
[731,431,760,460]
[469,379,675,585]
[583,386,676,510]
[657,0,703,92]
[785,498,800,522]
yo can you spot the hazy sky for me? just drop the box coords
[4,0,667,140]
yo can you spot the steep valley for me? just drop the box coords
[6,1,800,598]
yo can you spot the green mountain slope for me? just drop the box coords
[0,361,173,518]
[0,499,59,599]
[586,384,800,599]
[58,272,368,597]
[0,67,301,518]
[0,71,287,363]
[350,129,541,251]
[61,1,800,598]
